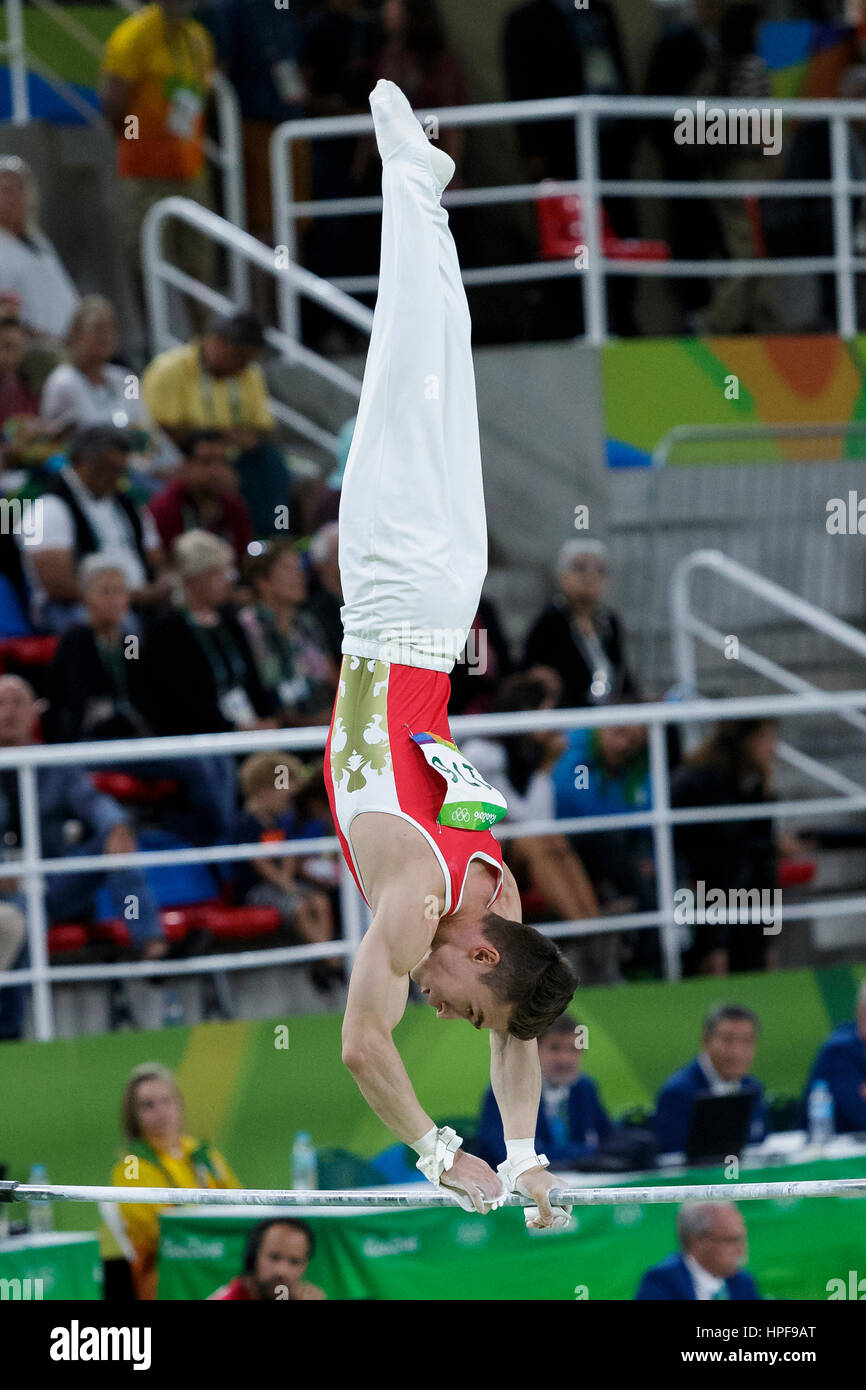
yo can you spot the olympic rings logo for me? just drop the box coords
[452,806,471,823]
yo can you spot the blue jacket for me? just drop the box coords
[475,1074,613,1168]
[654,1057,767,1155]
[0,765,127,860]
[802,1022,866,1134]
[635,1252,761,1301]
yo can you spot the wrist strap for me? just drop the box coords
[412,1125,463,1185]
[497,1139,549,1193]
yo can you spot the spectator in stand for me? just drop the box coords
[148,429,252,567]
[208,1219,325,1301]
[204,0,305,249]
[460,673,601,947]
[223,752,340,994]
[502,0,636,334]
[635,1202,761,1301]
[46,556,233,844]
[476,1012,612,1168]
[303,521,343,668]
[141,311,291,538]
[448,593,514,717]
[112,1062,241,1300]
[16,424,170,633]
[0,674,166,1037]
[801,979,866,1134]
[239,538,338,726]
[100,0,216,323]
[653,1004,768,1156]
[40,297,174,482]
[0,156,80,344]
[140,529,278,745]
[523,539,639,709]
[552,715,658,979]
[645,0,728,327]
[671,719,785,976]
[0,315,61,472]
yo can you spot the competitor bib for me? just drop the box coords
[411,732,508,830]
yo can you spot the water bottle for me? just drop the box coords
[162,988,185,1027]
[807,1081,834,1147]
[28,1163,54,1234]
[291,1132,318,1190]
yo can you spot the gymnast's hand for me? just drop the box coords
[440,1150,505,1214]
[516,1167,573,1232]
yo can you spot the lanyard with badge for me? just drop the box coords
[198,365,243,427]
[256,603,311,708]
[163,18,207,139]
[184,611,256,726]
[409,729,508,830]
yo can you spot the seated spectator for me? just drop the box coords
[100,0,216,327]
[671,719,783,976]
[0,899,26,1042]
[475,1012,612,1168]
[224,753,340,994]
[523,540,639,708]
[801,979,866,1134]
[141,311,291,537]
[0,674,165,1037]
[239,538,338,726]
[303,521,343,668]
[447,593,514,717]
[40,297,174,484]
[16,423,169,633]
[635,1201,761,1301]
[552,716,658,978]
[46,557,233,844]
[461,673,601,945]
[653,1004,768,1156]
[112,1062,240,1300]
[140,530,278,742]
[0,156,79,343]
[148,429,252,566]
[208,1219,325,1301]
[0,314,61,471]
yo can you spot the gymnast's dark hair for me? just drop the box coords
[243,1218,315,1274]
[481,915,576,1041]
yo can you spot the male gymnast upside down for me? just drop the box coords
[324,80,576,1226]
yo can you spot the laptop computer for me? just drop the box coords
[685,1092,754,1165]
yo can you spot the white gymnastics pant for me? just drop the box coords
[338,114,487,674]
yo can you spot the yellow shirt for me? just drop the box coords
[142,342,274,432]
[102,4,215,181]
[111,1135,241,1257]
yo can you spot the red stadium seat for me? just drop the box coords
[0,635,59,671]
[779,858,817,889]
[537,190,670,263]
[90,772,181,803]
[48,924,88,954]
[196,905,281,940]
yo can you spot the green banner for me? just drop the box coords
[158,1156,866,1301]
[0,1233,103,1300]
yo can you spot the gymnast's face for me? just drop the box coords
[410,929,512,1032]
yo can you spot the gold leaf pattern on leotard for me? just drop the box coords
[330,657,392,793]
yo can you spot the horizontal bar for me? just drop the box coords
[3,1179,865,1209]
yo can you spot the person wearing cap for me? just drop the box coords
[141,312,291,537]
[16,423,170,633]
[523,538,639,709]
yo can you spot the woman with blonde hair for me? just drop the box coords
[111,1061,241,1300]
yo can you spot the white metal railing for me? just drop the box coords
[653,421,866,468]
[3,686,866,1042]
[142,197,373,455]
[270,94,866,343]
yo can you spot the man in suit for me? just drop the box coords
[654,1004,768,1155]
[636,1201,762,1300]
[475,1012,612,1167]
[801,979,866,1134]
